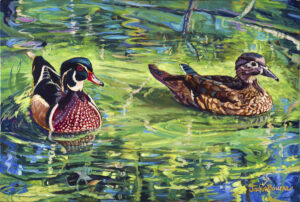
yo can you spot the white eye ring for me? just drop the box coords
[251,62,257,67]
[246,61,258,68]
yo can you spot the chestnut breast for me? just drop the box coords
[50,92,101,133]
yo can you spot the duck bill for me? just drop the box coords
[88,72,104,86]
[262,66,279,82]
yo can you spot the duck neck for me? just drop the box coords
[243,79,264,94]
[62,86,83,95]
[61,70,84,93]
[252,79,264,94]
[58,90,86,110]
[234,76,249,90]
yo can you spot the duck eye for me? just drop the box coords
[251,62,257,67]
[77,65,84,71]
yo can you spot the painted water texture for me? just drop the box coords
[1,0,299,201]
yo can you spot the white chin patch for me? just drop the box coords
[68,81,83,91]
[68,71,84,91]
[247,75,257,83]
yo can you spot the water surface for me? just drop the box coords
[1,0,299,201]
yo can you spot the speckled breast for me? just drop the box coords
[50,93,101,133]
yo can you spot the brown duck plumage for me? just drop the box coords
[149,53,279,116]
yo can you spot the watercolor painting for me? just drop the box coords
[1,0,299,201]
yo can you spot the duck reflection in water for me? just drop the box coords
[50,132,97,152]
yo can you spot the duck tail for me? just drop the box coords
[32,56,49,86]
[180,64,198,75]
[149,64,194,106]
[149,64,182,88]
[32,56,60,86]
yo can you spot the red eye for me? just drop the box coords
[77,65,84,71]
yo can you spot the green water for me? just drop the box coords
[1,0,299,201]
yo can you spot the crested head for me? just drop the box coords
[235,52,279,84]
[235,52,265,69]
[61,57,93,77]
[60,57,104,92]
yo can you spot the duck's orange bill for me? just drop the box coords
[88,71,104,86]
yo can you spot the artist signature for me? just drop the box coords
[248,184,293,192]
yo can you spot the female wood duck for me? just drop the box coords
[31,56,104,134]
[149,53,279,116]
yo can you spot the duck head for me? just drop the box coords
[235,52,279,84]
[60,57,104,92]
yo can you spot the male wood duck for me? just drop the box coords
[149,53,279,116]
[31,56,104,134]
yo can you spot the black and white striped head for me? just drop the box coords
[60,57,104,92]
[235,52,279,83]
